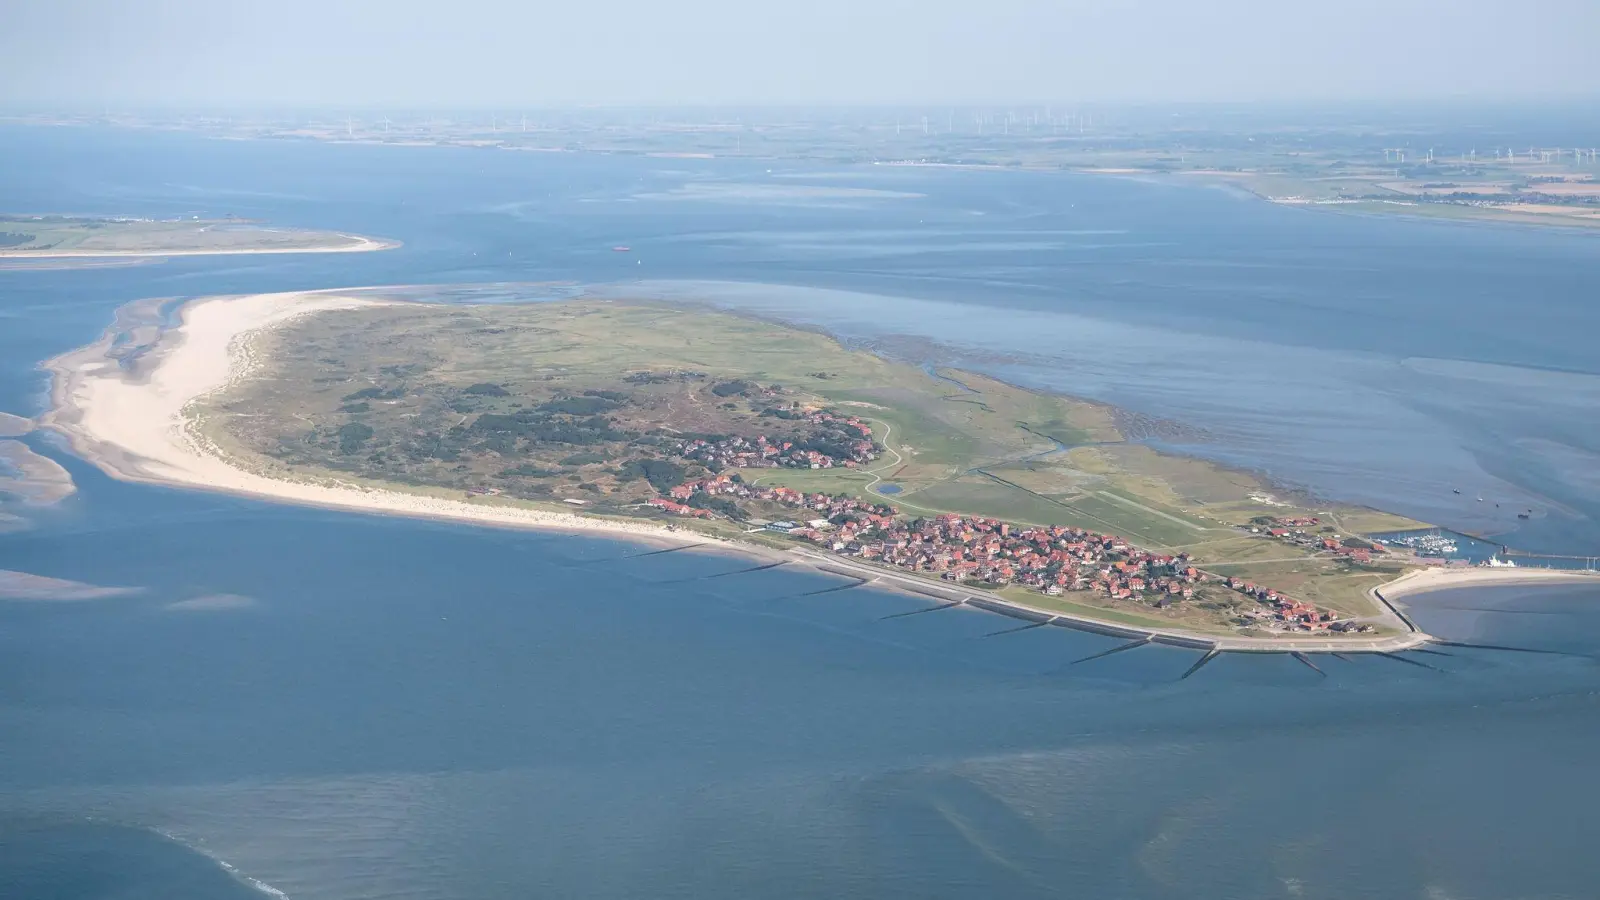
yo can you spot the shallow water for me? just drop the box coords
[3,125,1600,899]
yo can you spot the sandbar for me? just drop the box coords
[1,234,398,259]
[0,440,75,504]
[0,569,140,601]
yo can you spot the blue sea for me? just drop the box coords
[3,125,1599,899]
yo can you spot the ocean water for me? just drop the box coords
[3,125,1600,899]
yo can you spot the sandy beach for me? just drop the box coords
[42,291,718,551]
[0,234,399,259]
[1377,565,1600,600]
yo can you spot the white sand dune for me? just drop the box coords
[1378,565,1598,600]
[43,291,717,550]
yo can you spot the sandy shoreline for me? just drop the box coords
[1377,566,1599,601]
[0,234,399,259]
[41,291,742,554]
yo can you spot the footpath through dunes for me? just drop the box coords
[0,214,398,258]
[42,284,1571,652]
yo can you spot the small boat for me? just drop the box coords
[1452,489,1461,494]
[612,245,632,252]
[1517,511,1532,520]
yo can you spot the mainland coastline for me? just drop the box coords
[40,290,1596,652]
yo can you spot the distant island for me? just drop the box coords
[13,108,1599,231]
[0,214,397,258]
[43,288,1599,650]
[1178,167,1600,231]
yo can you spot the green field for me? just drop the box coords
[0,215,377,255]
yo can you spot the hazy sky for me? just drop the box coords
[5,0,1597,108]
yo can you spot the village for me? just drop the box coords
[646,472,1374,636]
[1246,515,1382,564]
[675,410,880,471]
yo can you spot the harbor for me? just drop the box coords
[1374,527,1600,571]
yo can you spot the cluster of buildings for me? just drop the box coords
[675,412,879,470]
[643,497,715,518]
[1317,538,1374,563]
[649,477,1350,630]
[796,512,1208,601]
[1224,577,1375,633]
[1250,516,1379,563]
[662,474,898,522]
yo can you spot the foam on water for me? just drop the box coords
[157,828,294,900]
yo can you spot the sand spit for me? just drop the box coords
[0,569,142,601]
[1378,566,1600,600]
[42,290,738,552]
[0,234,399,259]
[0,412,32,437]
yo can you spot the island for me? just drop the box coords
[0,214,397,258]
[43,287,1599,653]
